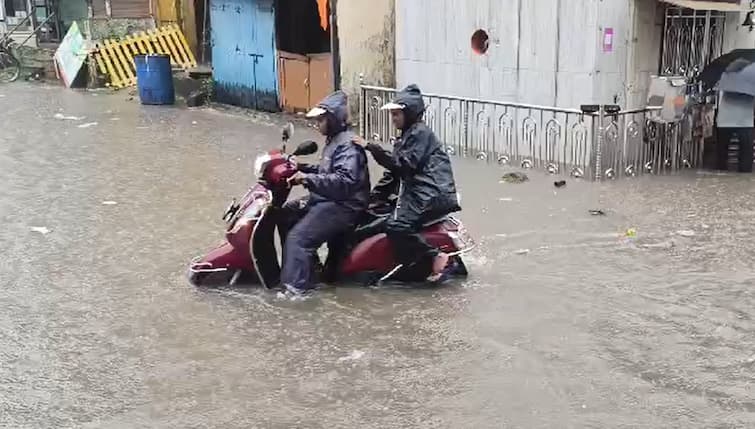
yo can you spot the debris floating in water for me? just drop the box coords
[554,180,567,188]
[30,226,51,235]
[589,209,606,216]
[500,172,529,183]
[624,228,637,238]
[640,240,675,250]
[77,122,98,128]
[53,113,84,121]
[514,249,530,255]
[102,201,118,205]
[338,350,365,362]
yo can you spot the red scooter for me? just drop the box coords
[188,124,475,288]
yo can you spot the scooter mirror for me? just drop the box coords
[292,140,318,156]
[281,122,295,141]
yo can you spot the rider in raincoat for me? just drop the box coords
[358,84,461,281]
[282,91,370,294]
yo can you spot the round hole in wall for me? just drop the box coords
[471,29,490,55]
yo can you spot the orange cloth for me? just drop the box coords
[317,0,328,31]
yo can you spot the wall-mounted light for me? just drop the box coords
[743,11,755,31]
[746,1,755,32]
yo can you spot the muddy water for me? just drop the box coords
[0,84,753,428]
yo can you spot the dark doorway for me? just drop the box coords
[196,0,211,64]
[275,0,330,55]
[274,0,335,112]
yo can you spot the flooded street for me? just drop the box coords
[1,83,754,428]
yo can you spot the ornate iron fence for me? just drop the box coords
[360,85,703,181]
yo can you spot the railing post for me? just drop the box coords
[581,104,620,181]
[358,73,365,138]
[462,100,470,156]
[595,107,604,181]
[581,104,601,180]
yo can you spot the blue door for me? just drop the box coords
[210,0,278,111]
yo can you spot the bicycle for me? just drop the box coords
[0,37,21,83]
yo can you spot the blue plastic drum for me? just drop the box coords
[134,54,175,105]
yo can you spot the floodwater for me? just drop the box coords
[0,83,753,429]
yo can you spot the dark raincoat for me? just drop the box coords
[280,91,370,291]
[300,91,371,212]
[366,84,460,230]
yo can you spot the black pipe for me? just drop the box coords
[329,0,341,90]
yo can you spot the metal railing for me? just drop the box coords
[660,7,725,78]
[359,85,704,181]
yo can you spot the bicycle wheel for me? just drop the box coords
[0,51,21,83]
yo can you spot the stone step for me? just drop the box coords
[6,30,38,48]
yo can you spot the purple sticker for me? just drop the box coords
[603,28,614,53]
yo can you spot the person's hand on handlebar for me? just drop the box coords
[287,171,307,187]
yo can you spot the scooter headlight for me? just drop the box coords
[254,154,272,178]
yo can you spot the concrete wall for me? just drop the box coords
[59,0,89,33]
[592,0,664,109]
[0,1,5,35]
[624,0,664,109]
[723,10,755,52]
[336,0,394,116]
[85,18,155,40]
[395,0,755,110]
[396,0,601,108]
[394,0,662,109]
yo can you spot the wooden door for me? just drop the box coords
[278,50,309,112]
[307,52,332,108]
[278,51,333,113]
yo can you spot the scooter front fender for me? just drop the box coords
[189,184,272,286]
[190,241,254,275]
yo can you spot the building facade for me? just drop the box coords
[209,0,394,112]
[1,0,158,46]
[395,0,755,109]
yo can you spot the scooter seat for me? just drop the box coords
[422,215,450,228]
[355,212,457,232]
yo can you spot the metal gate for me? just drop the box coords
[660,6,726,77]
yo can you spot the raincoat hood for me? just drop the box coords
[394,84,426,129]
[315,90,349,136]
